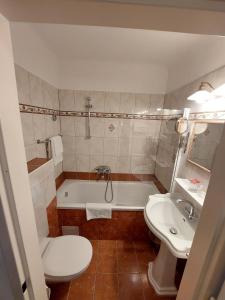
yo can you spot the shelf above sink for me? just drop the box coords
[175,178,206,207]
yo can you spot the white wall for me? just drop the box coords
[167,37,225,92]
[10,22,59,87]
[58,59,168,93]
[0,13,48,300]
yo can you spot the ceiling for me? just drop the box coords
[25,23,225,67]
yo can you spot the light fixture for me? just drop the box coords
[187,82,214,103]
[211,83,225,99]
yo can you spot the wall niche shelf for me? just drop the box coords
[175,178,206,207]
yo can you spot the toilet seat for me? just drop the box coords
[42,235,93,282]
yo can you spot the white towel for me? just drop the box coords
[86,203,112,221]
[50,135,63,166]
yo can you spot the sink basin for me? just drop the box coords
[144,193,195,258]
[144,194,197,296]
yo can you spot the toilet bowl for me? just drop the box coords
[41,235,93,282]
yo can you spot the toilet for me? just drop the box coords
[40,235,93,282]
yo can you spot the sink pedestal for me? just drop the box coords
[148,242,177,296]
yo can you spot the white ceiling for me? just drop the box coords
[30,23,224,67]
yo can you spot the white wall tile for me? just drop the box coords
[131,155,154,174]
[90,137,104,155]
[134,94,151,114]
[63,153,76,171]
[30,74,44,107]
[90,155,104,171]
[59,89,75,110]
[105,92,120,113]
[75,136,90,155]
[103,137,119,156]
[150,94,164,114]
[20,113,35,145]
[120,93,135,114]
[119,119,132,137]
[75,90,90,111]
[131,137,148,155]
[90,118,105,137]
[75,117,86,137]
[118,138,132,156]
[61,116,75,136]
[33,114,46,140]
[91,91,105,112]
[116,156,131,173]
[76,154,90,172]
[15,64,31,104]
[62,135,76,153]
[103,155,117,172]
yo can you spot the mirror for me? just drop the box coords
[188,122,224,172]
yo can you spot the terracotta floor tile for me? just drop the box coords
[134,241,156,274]
[98,240,117,253]
[118,274,144,300]
[68,273,95,300]
[95,273,119,300]
[86,240,99,274]
[116,240,134,252]
[49,282,70,300]
[116,240,140,274]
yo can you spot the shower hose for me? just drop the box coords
[104,172,113,203]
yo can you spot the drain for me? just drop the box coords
[170,227,178,235]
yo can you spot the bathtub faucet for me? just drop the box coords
[95,165,111,179]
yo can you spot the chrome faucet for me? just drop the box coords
[95,165,111,176]
[176,199,195,220]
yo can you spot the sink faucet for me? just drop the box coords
[176,199,195,220]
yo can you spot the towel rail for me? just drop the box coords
[36,135,62,159]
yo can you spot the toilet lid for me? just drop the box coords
[42,235,92,280]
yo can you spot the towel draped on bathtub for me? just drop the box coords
[86,203,112,221]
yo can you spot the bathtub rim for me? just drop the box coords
[56,179,159,211]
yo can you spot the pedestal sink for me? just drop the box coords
[144,194,196,296]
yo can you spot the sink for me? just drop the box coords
[144,193,195,258]
[144,194,197,296]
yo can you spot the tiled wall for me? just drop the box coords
[15,64,62,177]
[59,90,164,174]
[29,160,57,242]
[156,65,225,191]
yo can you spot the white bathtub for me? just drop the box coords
[57,180,160,211]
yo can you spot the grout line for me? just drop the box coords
[92,240,99,300]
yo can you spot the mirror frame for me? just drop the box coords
[187,120,225,172]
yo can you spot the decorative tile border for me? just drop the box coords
[20,103,225,121]
[190,111,225,120]
[20,103,180,120]
[19,104,59,116]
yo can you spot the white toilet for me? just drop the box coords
[40,235,93,282]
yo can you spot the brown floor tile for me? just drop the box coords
[134,241,156,273]
[98,240,117,253]
[86,240,99,274]
[49,282,70,300]
[118,274,144,300]
[68,273,95,300]
[117,240,140,274]
[96,240,117,273]
[95,273,119,300]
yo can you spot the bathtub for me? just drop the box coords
[57,180,160,211]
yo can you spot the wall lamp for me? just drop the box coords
[187,81,225,104]
[187,82,214,103]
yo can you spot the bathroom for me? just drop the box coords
[1,2,225,300]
